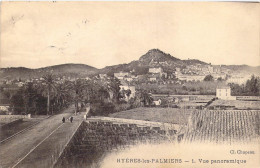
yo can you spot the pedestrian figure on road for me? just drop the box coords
[70,116,73,123]
[62,117,65,123]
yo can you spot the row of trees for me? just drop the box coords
[9,74,154,115]
[230,75,260,96]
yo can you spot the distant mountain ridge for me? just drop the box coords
[1,49,259,80]
[0,63,97,80]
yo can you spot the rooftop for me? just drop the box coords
[216,86,230,89]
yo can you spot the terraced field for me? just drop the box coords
[184,110,260,144]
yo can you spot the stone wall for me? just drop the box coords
[54,120,178,168]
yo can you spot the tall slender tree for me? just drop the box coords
[53,82,71,112]
[23,82,37,114]
[106,77,121,102]
[42,74,56,115]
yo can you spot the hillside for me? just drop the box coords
[139,49,182,64]
[1,49,259,80]
[221,65,260,74]
[0,64,98,80]
[100,49,209,75]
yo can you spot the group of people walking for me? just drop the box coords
[62,116,73,123]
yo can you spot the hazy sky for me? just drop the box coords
[1,2,259,69]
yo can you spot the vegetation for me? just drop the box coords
[139,81,224,95]
[229,75,260,96]
[204,74,214,81]
[6,74,149,116]
[3,73,260,116]
[42,74,57,115]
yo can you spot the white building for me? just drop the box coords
[176,74,205,81]
[99,74,107,79]
[149,77,157,81]
[0,105,9,112]
[216,86,236,100]
[124,77,133,82]
[153,99,162,106]
[149,67,163,74]
[114,72,130,79]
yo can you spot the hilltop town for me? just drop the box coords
[1,49,260,114]
[0,49,259,168]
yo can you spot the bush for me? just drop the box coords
[89,102,115,116]
[89,100,140,116]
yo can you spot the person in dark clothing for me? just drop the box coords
[62,117,65,123]
[70,116,73,123]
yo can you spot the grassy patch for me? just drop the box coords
[109,107,192,125]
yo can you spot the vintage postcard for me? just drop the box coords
[0,1,259,168]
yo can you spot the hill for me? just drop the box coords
[221,65,260,74]
[100,49,208,75]
[1,49,259,80]
[0,64,98,80]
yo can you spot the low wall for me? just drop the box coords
[0,115,29,120]
[54,120,178,168]
[88,116,180,131]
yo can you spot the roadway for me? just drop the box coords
[0,106,83,168]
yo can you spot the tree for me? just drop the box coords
[10,89,25,114]
[53,82,71,111]
[68,79,89,112]
[137,90,153,107]
[217,77,223,81]
[106,77,121,103]
[119,88,132,101]
[245,75,260,96]
[204,75,214,81]
[97,86,110,102]
[23,82,37,114]
[125,89,132,101]
[42,74,56,115]
[229,83,243,96]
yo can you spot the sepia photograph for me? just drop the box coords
[0,1,259,168]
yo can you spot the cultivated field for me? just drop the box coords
[209,100,260,109]
[184,110,260,144]
[109,107,192,125]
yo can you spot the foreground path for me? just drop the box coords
[0,106,83,168]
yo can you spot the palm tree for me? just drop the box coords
[138,89,153,107]
[53,82,71,112]
[42,73,56,115]
[68,79,90,112]
[106,77,121,102]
